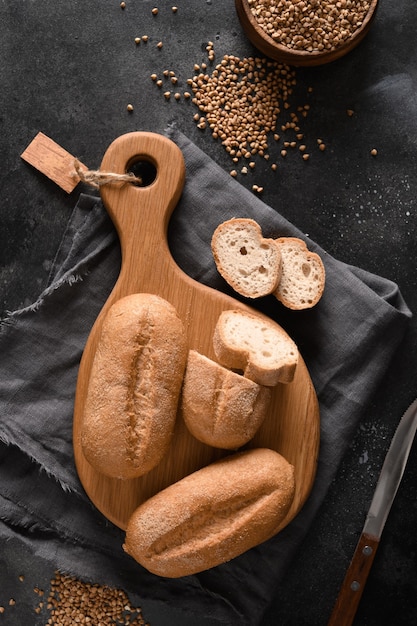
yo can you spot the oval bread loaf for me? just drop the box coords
[123,448,295,577]
[182,350,271,449]
[81,293,187,480]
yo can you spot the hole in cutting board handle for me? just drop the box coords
[127,157,157,187]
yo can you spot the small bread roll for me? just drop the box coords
[213,309,298,386]
[81,293,187,480]
[182,350,271,449]
[123,448,295,577]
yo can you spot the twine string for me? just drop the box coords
[74,159,143,189]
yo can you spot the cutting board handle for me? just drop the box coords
[99,131,186,298]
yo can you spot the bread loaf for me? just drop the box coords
[274,237,325,309]
[211,218,282,298]
[213,309,298,386]
[81,293,187,480]
[123,448,295,577]
[182,350,271,449]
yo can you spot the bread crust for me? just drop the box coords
[211,218,282,298]
[182,350,271,449]
[81,293,187,480]
[123,448,295,577]
[213,309,298,386]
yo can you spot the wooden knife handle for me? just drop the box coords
[328,532,379,626]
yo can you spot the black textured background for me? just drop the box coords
[1,1,416,624]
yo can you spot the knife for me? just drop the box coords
[328,398,417,626]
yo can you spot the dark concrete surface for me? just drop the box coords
[1,1,416,624]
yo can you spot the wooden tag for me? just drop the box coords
[21,132,88,193]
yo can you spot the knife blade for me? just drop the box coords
[328,398,417,626]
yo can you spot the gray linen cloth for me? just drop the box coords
[0,128,412,624]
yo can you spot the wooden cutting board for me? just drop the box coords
[73,131,320,532]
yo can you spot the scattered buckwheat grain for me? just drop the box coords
[189,54,297,161]
[150,42,327,179]
[45,572,149,626]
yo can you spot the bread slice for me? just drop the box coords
[274,238,325,310]
[182,350,271,449]
[211,218,282,298]
[213,309,298,386]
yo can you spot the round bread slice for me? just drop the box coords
[274,237,325,310]
[213,309,298,386]
[182,350,271,449]
[211,218,282,298]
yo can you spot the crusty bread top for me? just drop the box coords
[81,293,187,480]
[211,218,282,298]
[182,350,271,449]
[213,309,298,386]
[274,237,325,310]
[123,448,295,577]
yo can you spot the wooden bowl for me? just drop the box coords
[235,0,379,67]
